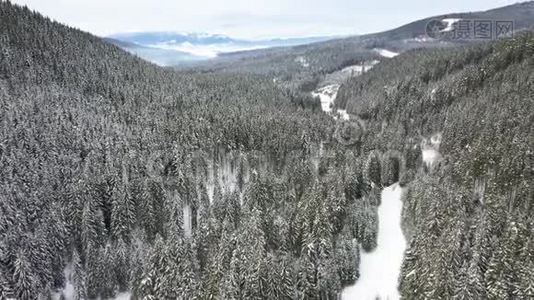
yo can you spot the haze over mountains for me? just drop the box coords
[108,1,534,67]
[107,32,334,66]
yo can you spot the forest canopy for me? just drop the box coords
[0,1,533,299]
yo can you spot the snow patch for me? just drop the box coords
[336,109,350,121]
[341,60,379,76]
[430,133,442,146]
[51,264,75,300]
[408,35,434,43]
[342,184,406,300]
[295,56,310,68]
[205,153,240,203]
[422,149,441,168]
[474,177,487,205]
[311,84,340,113]
[183,203,192,238]
[374,48,399,58]
[421,133,442,169]
[113,292,132,300]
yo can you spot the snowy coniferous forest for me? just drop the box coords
[0,1,533,299]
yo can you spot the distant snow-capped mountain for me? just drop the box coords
[109,32,237,46]
[106,32,334,66]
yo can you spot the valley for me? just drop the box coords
[0,1,533,300]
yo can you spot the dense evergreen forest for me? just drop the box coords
[336,32,534,299]
[0,2,382,299]
[0,1,532,299]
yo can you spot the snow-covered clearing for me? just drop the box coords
[310,85,351,119]
[340,60,380,76]
[421,133,442,169]
[312,60,379,115]
[374,48,399,58]
[342,184,406,300]
[311,84,340,112]
[336,109,350,121]
[295,56,310,67]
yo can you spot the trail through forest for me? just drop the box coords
[342,184,406,300]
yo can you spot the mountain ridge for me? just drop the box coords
[195,1,534,68]
[107,31,336,64]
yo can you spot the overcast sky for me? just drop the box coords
[10,0,520,39]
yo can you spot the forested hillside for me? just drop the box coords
[189,1,534,92]
[0,2,387,299]
[337,32,534,299]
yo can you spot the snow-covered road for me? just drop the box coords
[342,184,406,300]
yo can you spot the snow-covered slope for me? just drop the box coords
[340,60,380,75]
[342,184,406,300]
[311,61,378,115]
[311,84,340,112]
[374,48,399,58]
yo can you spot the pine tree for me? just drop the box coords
[335,233,359,285]
[485,239,512,299]
[13,250,37,299]
[365,151,382,188]
[138,179,156,242]
[360,205,378,252]
[111,168,136,241]
[71,250,86,300]
[0,267,12,299]
[114,238,130,292]
[80,199,106,255]
[381,153,401,186]
[218,208,267,299]
[452,262,473,300]
[518,260,534,298]
[197,181,211,223]
[134,236,164,300]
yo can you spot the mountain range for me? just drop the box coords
[107,2,534,67]
[106,32,334,66]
